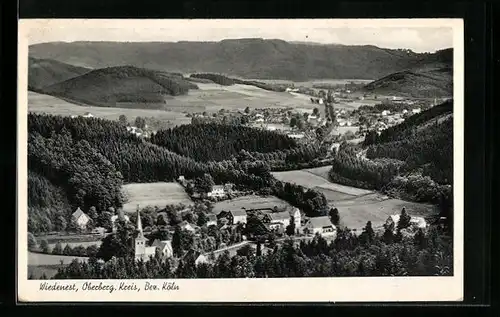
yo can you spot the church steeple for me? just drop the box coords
[136,206,145,239]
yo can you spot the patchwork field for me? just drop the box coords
[272,167,438,230]
[212,195,293,215]
[122,182,193,213]
[28,91,192,127]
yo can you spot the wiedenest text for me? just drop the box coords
[38,281,179,294]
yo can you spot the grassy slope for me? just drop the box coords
[39,65,198,108]
[28,57,91,90]
[29,40,452,81]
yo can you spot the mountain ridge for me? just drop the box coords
[29,39,453,81]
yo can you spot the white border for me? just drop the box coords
[17,19,464,302]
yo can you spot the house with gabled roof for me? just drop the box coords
[72,207,91,230]
[217,209,247,225]
[303,216,337,238]
[263,211,291,228]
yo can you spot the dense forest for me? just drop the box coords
[49,220,452,279]
[28,114,329,233]
[39,66,198,108]
[330,101,453,207]
[149,123,298,162]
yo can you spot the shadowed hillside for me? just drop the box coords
[39,65,199,108]
[362,67,453,98]
[30,39,453,81]
[362,48,453,98]
[28,57,91,90]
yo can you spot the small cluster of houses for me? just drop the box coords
[126,125,154,138]
[70,112,96,119]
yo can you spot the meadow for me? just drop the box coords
[28,91,192,127]
[212,194,293,215]
[272,167,438,230]
[122,182,193,214]
[28,251,88,266]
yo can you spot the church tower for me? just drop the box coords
[134,208,147,261]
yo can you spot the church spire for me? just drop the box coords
[136,206,145,239]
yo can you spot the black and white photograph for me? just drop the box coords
[17,19,464,302]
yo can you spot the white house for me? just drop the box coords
[412,108,422,114]
[318,98,324,105]
[381,110,391,116]
[402,109,408,114]
[72,208,91,230]
[208,185,226,198]
[151,239,174,258]
[303,216,337,237]
[289,207,301,228]
[255,118,265,123]
[83,112,94,118]
[385,214,428,233]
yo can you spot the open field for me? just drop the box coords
[169,83,318,113]
[212,195,293,214]
[333,193,440,231]
[28,265,62,279]
[28,91,192,127]
[272,167,437,230]
[122,182,193,213]
[28,251,88,266]
[272,169,373,196]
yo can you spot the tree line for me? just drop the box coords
[50,221,452,279]
[149,123,297,162]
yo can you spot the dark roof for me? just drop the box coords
[230,209,247,217]
[307,216,335,229]
[267,211,290,221]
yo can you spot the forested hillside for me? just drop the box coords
[28,57,91,90]
[30,40,452,81]
[329,100,453,207]
[150,123,298,162]
[39,66,198,108]
[28,114,329,233]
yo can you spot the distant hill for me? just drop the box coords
[362,67,453,98]
[362,48,453,98]
[29,39,452,81]
[39,65,198,108]
[28,57,91,90]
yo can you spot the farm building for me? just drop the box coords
[303,216,337,238]
[71,208,91,230]
[208,185,226,198]
[183,249,208,265]
[217,209,247,225]
[263,211,291,228]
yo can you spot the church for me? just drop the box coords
[134,210,157,261]
[134,209,174,261]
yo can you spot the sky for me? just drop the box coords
[25,19,455,53]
